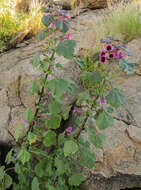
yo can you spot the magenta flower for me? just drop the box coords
[108,52,115,59]
[42,13,46,17]
[100,97,106,104]
[66,126,72,133]
[63,33,71,40]
[99,50,106,57]
[51,21,55,28]
[105,44,113,51]
[118,51,124,59]
[73,107,79,114]
[48,90,52,95]
[99,56,107,64]
[66,12,71,19]
[60,17,66,21]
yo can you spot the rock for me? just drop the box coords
[53,0,125,10]
[7,29,30,49]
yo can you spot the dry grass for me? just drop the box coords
[0,0,43,51]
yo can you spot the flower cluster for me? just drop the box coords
[44,10,71,40]
[99,44,124,64]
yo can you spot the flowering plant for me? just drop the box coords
[0,8,134,190]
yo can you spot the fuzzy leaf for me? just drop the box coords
[0,166,5,180]
[56,40,76,59]
[106,87,125,108]
[45,115,61,129]
[48,99,62,115]
[30,81,40,95]
[32,177,40,190]
[18,148,31,164]
[69,173,85,186]
[64,140,78,157]
[36,30,46,41]
[30,56,41,67]
[43,130,56,147]
[42,15,54,26]
[4,174,12,189]
[87,126,106,148]
[118,59,134,75]
[55,20,70,33]
[26,108,34,121]
[79,139,96,168]
[96,111,114,130]
[81,72,102,85]
[55,158,65,175]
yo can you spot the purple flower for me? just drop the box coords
[105,44,113,51]
[73,107,79,114]
[99,50,106,57]
[48,90,52,95]
[118,51,124,59]
[99,56,107,64]
[51,21,55,28]
[66,12,71,19]
[66,126,72,133]
[108,52,115,59]
[100,97,106,104]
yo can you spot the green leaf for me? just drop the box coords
[25,108,34,121]
[45,115,61,129]
[18,148,31,164]
[79,139,96,168]
[35,162,45,178]
[0,166,5,180]
[118,59,134,75]
[64,140,78,157]
[62,106,71,120]
[5,149,14,164]
[77,90,90,106]
[30,56,41,67]
[106,87,125,108]
[87,126,106,148]
[56,40,76,59]
[55,158,65,175]
[29,147,48,157]
[27,132,37,145]
[47,77,77,97]
[81,72,102,85]
[55,63,63,69]
[30,81,40,95]
[96,110,114,130]
[14,126,21,142]
[69,173,85,186]
[42,15,54,26]
[58,132,65,146]
[36,30,46,41]
[106,106,114,113]
[47,78,69,98]
[48,186,56,190]
[43,130,56,147]
[32,177,40,190]
[4,174,12,189]
[55,20,70,33]
[48,99,62,115]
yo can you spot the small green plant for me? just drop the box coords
[0,7,134,190]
